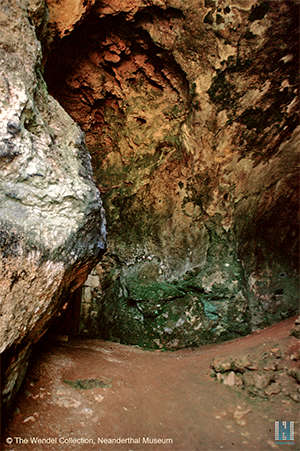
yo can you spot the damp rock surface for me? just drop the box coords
[0,0,106,412]
[45,0,299,348]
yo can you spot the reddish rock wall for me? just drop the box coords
[44,0,299,348]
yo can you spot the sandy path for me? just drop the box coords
[3,317,299,451]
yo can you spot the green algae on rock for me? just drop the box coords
[45,0,299,349]
[63,378,112,389]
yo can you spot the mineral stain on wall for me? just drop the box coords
[44,0,299,350]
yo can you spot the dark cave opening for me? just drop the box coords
[43,0,299,349]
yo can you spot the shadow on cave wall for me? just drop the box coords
[43,0,299,349]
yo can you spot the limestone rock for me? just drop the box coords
[216,373,224,383]
[212,340,300,400]
[288,368,300,384]
[289,393,300,403]
[290,349,300,361]
[0,0,106,412]
[45,0,299,348]
[243,371,273,394]
[263,359,278,371]
[290,317,300,339]
[46,0,96,38]
[231,356,254,373]
[270,348,282,359]
[223,371,243,388]
[211,357,232,373]
[265,383,281,396]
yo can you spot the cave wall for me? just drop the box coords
[0,0,106,413]
[45,0,299,348]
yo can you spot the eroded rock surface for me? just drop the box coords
[0,0,106,412]
[46,0,96,38]
[211,319,300,403]
[44,0,299,349]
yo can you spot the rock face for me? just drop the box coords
[210,338,300,403]
[44,0,299,349]
[46,0,96,39]
[0,0,106,412]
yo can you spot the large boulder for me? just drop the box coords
[0,0,106,412]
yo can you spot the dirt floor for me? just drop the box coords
[2,317,300,451]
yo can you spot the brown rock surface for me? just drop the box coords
[46,0,96,38]
[2,0,299,419]
[211,318,300,402]
[44,0,299,348]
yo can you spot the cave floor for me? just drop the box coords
[3,317,299,451]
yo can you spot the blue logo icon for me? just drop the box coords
[275,421,295,444]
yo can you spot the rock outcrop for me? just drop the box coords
[210,324,300,403]
[0,0,106,413]
[44,0,299,349]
